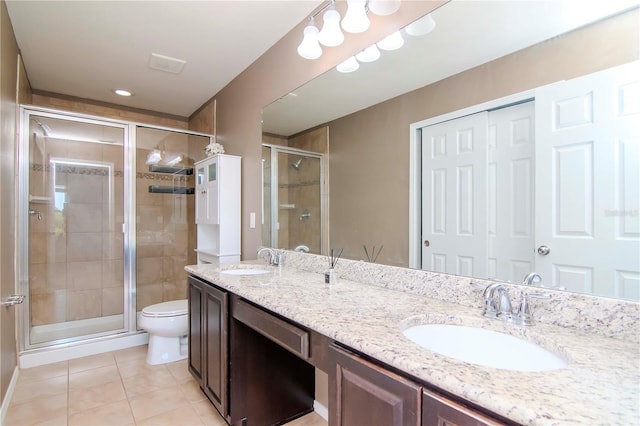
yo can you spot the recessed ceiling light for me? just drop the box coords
[114,89,133,97]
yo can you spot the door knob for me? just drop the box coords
[423,240,430,248]
[28,209,42,220]
[537,245,550,256]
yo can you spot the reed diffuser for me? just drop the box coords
[363,245,384,263]
[325,248,343,284]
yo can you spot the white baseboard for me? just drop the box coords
[19,332,148,368]
[0,366,20,425]
[313,400,329,421]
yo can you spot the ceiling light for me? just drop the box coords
[336,56,360,73]
[368,0,401,16]
[114,89,132,97]
[297,19,322,59]
[377,31,405,51]
[318,8,344,47]
[341,0,370,34]
[355,44,381,63]
[405,14,436,36]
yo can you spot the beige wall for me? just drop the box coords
[189,1,445,260]
[1,0,20,405]
[329,9,640,267]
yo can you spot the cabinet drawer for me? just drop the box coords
[232,298,309,359]
[422,389,505,426]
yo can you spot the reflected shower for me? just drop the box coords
[291,158,303,170]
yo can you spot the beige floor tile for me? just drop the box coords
[285,412,328,426]
[4,393,67,426]
[166,359,192,382]
[68,351,116,374]
[68,399,135,426]
[179,379,207,403]
[34,415,68,425]
[69,364,120,389]
[68,379,127,414]
[116,357,168,379]
[137,402,204,425]
[10,374,67,405]
[17,361,68,383]
[128,387,188,421]
[121,367,177,398]
[191,399,227,426]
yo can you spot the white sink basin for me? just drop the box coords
[403,324,567,372]
[220,268,270,276]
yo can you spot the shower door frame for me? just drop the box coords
[262,144,327,255]
[17,106,213,352]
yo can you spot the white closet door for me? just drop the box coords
[421,112,488,277]
[487,101,535,283]
[535,61,640,299]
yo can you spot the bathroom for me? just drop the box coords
[1,0,639,425]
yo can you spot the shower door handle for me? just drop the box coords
[28,209,42,220]
[1,294,25,307]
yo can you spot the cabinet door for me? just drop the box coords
[329,344,421,426]
[206,160,219,224]
[203,284,228,417]
[422,389,504,426]
[195,164,207,224]
[188,277,203,383]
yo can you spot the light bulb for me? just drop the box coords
[297,21,322,59]
[341,0,370,34]
[405,14,436,36]
[336,56,360,73]
[355,44,381,63]
[318,9,344,47]
[368,0,401,16]
[377,31,404,51]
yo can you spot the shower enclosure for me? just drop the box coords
[18,107,210,352]
[261,145,326,254]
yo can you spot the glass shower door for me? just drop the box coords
[26,113,126,346]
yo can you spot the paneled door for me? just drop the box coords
[534,61,640,298]
[421,112,488,277]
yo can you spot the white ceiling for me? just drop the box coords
[6,0,322,118]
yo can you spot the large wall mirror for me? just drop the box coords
[262,0,640,301]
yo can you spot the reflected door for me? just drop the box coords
[27,114,126,345]
[535,61,640,298]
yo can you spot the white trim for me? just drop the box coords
[0,367,20,425]
[19,332,148,368]
[313,400,329,421]
[408,87,543,269]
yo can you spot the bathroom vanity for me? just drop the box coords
[185,256,639,426]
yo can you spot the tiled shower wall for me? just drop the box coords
[29,128,208,327]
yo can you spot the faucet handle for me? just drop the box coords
[516,292,551,326]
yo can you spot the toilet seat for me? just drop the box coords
[141,299,188,318]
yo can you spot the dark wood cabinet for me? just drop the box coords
[188,275,229,418]
[329,344,422,426]
[422,389,504,426]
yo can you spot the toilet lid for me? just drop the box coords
[142,299,188,317]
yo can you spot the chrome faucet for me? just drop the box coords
[477,279,550,326]
[522,272,542,286]
[257,247,281,266]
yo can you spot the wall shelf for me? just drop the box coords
[148,165,194,175]
[148,185,194,194]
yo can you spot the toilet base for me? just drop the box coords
[146,334,188,365]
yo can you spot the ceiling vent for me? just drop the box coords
[148,53,187,74]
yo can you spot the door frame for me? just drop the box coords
[408,88,541,269]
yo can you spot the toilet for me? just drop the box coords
[138,299,188,365]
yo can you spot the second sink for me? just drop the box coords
[402,324,568,372]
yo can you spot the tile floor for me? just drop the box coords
[4,345,327,426]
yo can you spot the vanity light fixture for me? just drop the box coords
[405,13,436,36]
[355,44,381,62]
[114,89,132,97]
[297,18,323,60]
[376,30,404,50]
[318,7,344,47]
[368,0,401,16]
[341,0,370,33]
[336,56,360,73]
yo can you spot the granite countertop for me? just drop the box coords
[185,262,640,425]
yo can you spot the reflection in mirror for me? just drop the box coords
[262,1,640,300]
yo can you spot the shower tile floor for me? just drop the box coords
[5,345,327,426]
